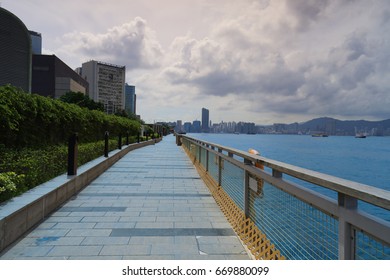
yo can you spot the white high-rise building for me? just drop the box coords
[80,60,125,114]
[176,120,183,133]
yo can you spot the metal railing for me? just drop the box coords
[179,135,390,260]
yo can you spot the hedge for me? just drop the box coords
[0,85,141,148]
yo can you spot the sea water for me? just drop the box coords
[189,133,390,221]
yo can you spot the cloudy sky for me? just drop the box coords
[4,0,390,124]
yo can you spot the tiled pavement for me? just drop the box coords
[0,136,250,260]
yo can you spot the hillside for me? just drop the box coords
[297,117,390,136]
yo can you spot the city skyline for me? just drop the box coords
[178,116,390,136]
[174,105,390,135]
[3,1,390,125]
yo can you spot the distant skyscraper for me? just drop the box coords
[183,122,191,133]
[81,60,125,114]
[124,84,136,116]
[192,120,201,133]
[202,108,209,133]
[29,30,42,54]
[176,120,183,133]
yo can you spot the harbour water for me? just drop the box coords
[189,133,390,221]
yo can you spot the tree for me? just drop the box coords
[59,91,104,111]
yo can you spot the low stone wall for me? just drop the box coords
[0,139,159,253]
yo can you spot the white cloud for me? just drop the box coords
[58,17,164,69]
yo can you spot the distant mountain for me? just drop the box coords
[297,117,390,136]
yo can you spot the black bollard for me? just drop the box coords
[118,134,122,150]
[137,132,140,143]
[104,131,109,157]
[67,133,78,175]
[126,133,129,145]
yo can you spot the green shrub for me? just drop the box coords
[77,139,118,166]
[0,172,26,203]
[0,145,68,192]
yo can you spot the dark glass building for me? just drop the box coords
[202,108,210,133]
[32,54,89,98]
[0,7,32,92]
[125,83,136,116]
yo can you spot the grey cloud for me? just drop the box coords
[164,34,305,99]
[344,33,368,62]
[285,0,331,31]
[381,9,390,25]
[256,66,305,96]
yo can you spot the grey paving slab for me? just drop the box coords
[66,229,112,237]
[3,245,54,258]
[47,245,103,257]
[129,236,175,245]
[81,236,130,245]
[33,236,85,246]
[102,244,152,256]
[0,136,251,260]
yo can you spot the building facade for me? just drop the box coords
[0,7,32,92]
[32,54,88,98]
[29,31,42,55]
[192,120,201,133]
[81,60,125,114]
[201,108,210,133]
[124,83,136,116]
[175,120,183,133]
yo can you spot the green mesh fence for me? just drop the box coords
[355,230,390,260]
[182,137,390,260]
[248,182,338,259]
[221,159,245,210]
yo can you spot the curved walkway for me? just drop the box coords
[0,136,250,260]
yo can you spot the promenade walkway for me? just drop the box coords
[0,136,250,260]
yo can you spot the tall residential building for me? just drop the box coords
[124,83,136,116]
[81,60,125,114]
[32,54,88,98]
[202,108,210,133]
[0,7,32,92]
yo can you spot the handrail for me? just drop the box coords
[184,135,390,211]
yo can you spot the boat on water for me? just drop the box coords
[355,133,367,138]
[354,128,367,138]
